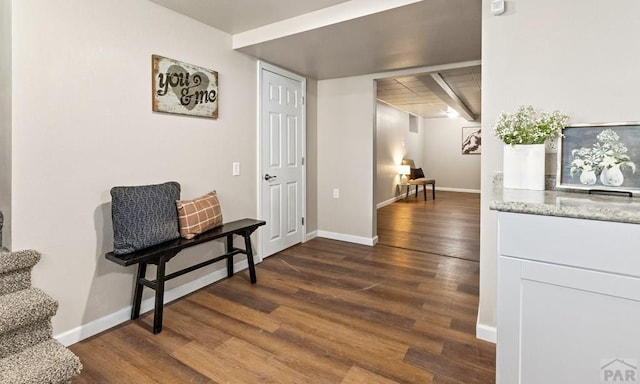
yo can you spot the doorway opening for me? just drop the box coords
[373,65,481,262]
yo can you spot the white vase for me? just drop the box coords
[579,169,597,185]
[503,144,545,190]
[600,164,624,186]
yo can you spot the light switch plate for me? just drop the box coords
[232,162,240,176]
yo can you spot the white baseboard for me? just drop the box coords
[476,323,497,343]
[305,230,318,241]
[436,187,481,194]
[316,230,378,246]
[376,196,401,209]
[376,186,480,209]
[55,259,251,346]
[377,186,426,209]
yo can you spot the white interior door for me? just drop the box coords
[260,64,305,257]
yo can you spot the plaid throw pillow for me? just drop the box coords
[176,191,223,239]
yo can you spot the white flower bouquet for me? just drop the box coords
[493,105,570,145]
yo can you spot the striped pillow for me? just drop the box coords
[176,191,223,239]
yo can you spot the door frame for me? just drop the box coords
[256,61,307,260]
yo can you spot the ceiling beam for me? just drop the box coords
[232,0,423,49]
[420,73,475,121]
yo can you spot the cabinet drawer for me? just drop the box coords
[498,212,640,278]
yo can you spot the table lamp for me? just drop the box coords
[399,165,411,184]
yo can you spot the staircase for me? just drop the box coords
[0,213,82,383]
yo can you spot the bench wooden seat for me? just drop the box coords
[106,218,265,334]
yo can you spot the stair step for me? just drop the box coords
[0,320,51,359]
[0,339,82,384]
[0,250,40,275]
[0,288,57,335]
[0,269,31,295]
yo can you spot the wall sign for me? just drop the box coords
[152,55,218,119]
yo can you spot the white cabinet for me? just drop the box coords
[497,212,640,384]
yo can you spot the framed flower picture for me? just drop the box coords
[557,122,640,195]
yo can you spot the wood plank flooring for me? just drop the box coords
[70,192,494,383]
[377,191,480,262]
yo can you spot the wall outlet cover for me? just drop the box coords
[545,137,558,153]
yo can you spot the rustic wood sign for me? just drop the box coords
[152,55,218,119]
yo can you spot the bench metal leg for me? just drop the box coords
[131,263,147,320]
[153,256,166,334]
[226,234,234,278]
[243,232,257,284]
[432,182,436,200]
[423,185,427,201]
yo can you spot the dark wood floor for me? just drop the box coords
[70,192,494,383]
[377,190,480,262]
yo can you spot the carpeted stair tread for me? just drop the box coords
[0,250,40,275]
[0,320,52,359]
[0,269,31,295]
[0,288,57,335]
[0,339,82,384]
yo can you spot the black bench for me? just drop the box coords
[106,218,265,334]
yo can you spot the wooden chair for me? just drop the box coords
[402,159,435,200]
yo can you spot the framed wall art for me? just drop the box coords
[557,122,640,195]
[462,126,481,154]
[152,55,218,119]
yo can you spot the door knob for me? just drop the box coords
[264,174,277,181]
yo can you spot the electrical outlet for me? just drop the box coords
[232,162,240,176]
[545,137,558,153]
[333,189,340,198]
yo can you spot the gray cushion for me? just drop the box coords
[110,182,181,255]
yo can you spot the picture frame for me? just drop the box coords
[557,122,640,195]
[152,55,219,119]
[462,126,481,154]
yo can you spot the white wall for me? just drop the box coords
[317,75,376,242]
[0,0,10,249]
[11,0,257,338]
[316,61,479,245]
[423,117,480,192]
[479,0,640,338]
[375,102,425,205]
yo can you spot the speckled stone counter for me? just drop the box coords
[490,178,640,225]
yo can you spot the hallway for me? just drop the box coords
[377,191,480,262]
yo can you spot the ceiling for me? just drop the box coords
[149,0,351,34]
[149,0,482,120]
[377,65,481,120]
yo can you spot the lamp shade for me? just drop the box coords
[399,165,411,175]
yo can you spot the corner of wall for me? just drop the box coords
[0,0,11,250]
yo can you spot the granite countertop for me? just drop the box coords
[490,177,640,225]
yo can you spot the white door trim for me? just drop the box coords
[256,61,307,260]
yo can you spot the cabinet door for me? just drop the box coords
[498,257,640,384]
